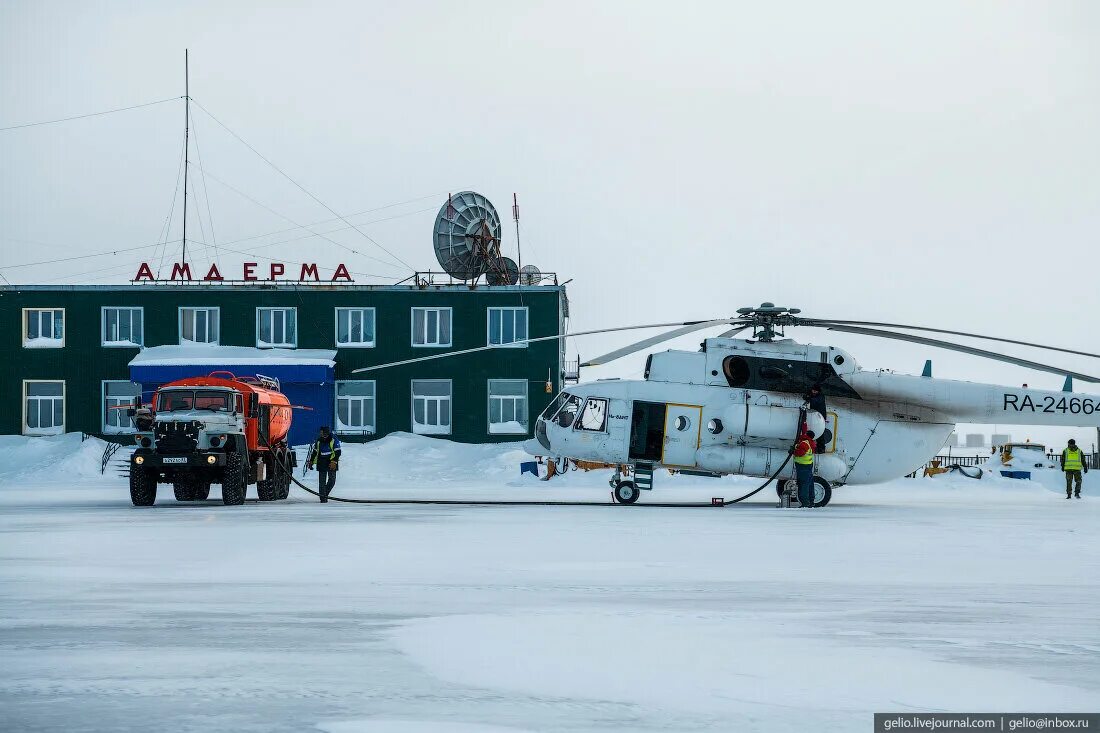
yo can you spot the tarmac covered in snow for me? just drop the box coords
[1,433,1099,732]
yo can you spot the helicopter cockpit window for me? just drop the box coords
[577,398,608,432]
[542,391,569,420]
[723,356,751,387]
[555,395,582,428]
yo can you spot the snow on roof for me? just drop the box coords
[129,345,337,367]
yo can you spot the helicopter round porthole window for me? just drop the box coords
[834,355,845,365]
[707,418,723,434]
[674,415,691,432]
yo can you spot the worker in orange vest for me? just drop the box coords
[791,430,817,508]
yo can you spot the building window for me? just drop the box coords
[102,307,144,347]
[103,381,141,433]
[411,380,451,435]
[488,307,528,347]
[257,307,297,348]
[412,307,452,347]
[23,308,64,348]
[336,381,376,434]
[23,380,65,435]
[488,379,528,434]
[577,397,608,432]
[180,307,220,345]
[335,307,376,348]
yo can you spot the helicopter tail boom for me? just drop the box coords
[848,371,1100,428]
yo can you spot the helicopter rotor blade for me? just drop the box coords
[351,319,730,374]
[819,324,1100,383]
[718,325,750,339]
[579,319,738,367]
[799,318,1100,360]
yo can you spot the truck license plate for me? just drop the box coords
[162,457,187,464]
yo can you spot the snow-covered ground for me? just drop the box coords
[1,433,1098,732]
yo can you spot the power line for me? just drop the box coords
[193,162,407,272]
[4,239,181,270]
[0,96,181,132]
[191,99,416,272]
[2,189,447,272]
[188,107,219,261]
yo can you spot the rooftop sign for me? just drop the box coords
[134,261,353,282]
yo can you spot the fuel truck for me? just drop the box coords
[128,372,297,506]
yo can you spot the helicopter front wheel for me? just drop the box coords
[613,481,640,504]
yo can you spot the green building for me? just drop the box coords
[0,283,568,445]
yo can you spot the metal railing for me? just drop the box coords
[401,271,560,287]
[917,452,1097,474]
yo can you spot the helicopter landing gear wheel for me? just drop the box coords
[613,481,640,504]
[776,479,791,499]
[811,477,832,508]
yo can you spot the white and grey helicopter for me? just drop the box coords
[357,303,1100,507]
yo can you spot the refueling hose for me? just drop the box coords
[720,407,806,506]
[262,408,810,508]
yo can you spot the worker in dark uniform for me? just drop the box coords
[307,426,342,503]
[791,429,817,508]
[1060,439,1088,499]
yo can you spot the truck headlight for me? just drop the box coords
[207,455,217,465]
[139,437,152,448]
[134,456,145,465]
[209,435,221,447]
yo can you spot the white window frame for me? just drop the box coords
[102,380,141,434]
[411,379,452,435]
[22,308,65,348]
[101,307,144,347]
[335,380,377,435]
[487,379,529,435]
[487,307,529,348]
[23,380,65,436]
[411,307,453,348]
[256,307,298,348]
[178,307,220,345]
[334,307,376,348]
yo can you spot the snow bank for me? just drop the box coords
[0,433,110,484]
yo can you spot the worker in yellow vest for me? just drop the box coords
[790,429,817,508]
[1060,439,1088,499]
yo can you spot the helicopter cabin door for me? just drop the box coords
[662,403,702,467]
[629,401,666,462]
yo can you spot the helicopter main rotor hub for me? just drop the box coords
[734,302,803,342]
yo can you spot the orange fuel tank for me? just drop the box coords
[154,372,293,451]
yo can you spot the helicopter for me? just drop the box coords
[356,303,1100,507]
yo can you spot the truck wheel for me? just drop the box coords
[811,477,832,508]
[173,481,197,501]
[275,448,291,500]
[257,454,279,501]
[222,449,247,506]
[193,482,211,501]
[130,468,157,506]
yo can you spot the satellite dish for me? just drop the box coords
[518,264,541,286]
[433,191,503,280]
[486,257,520,286]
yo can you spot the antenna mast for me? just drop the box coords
[181,49,190,267]
[512,192,521,269]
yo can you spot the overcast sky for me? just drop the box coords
[2,1,1098,446]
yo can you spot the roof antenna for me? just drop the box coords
[512,192,522,269]
[181,48,190,271]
